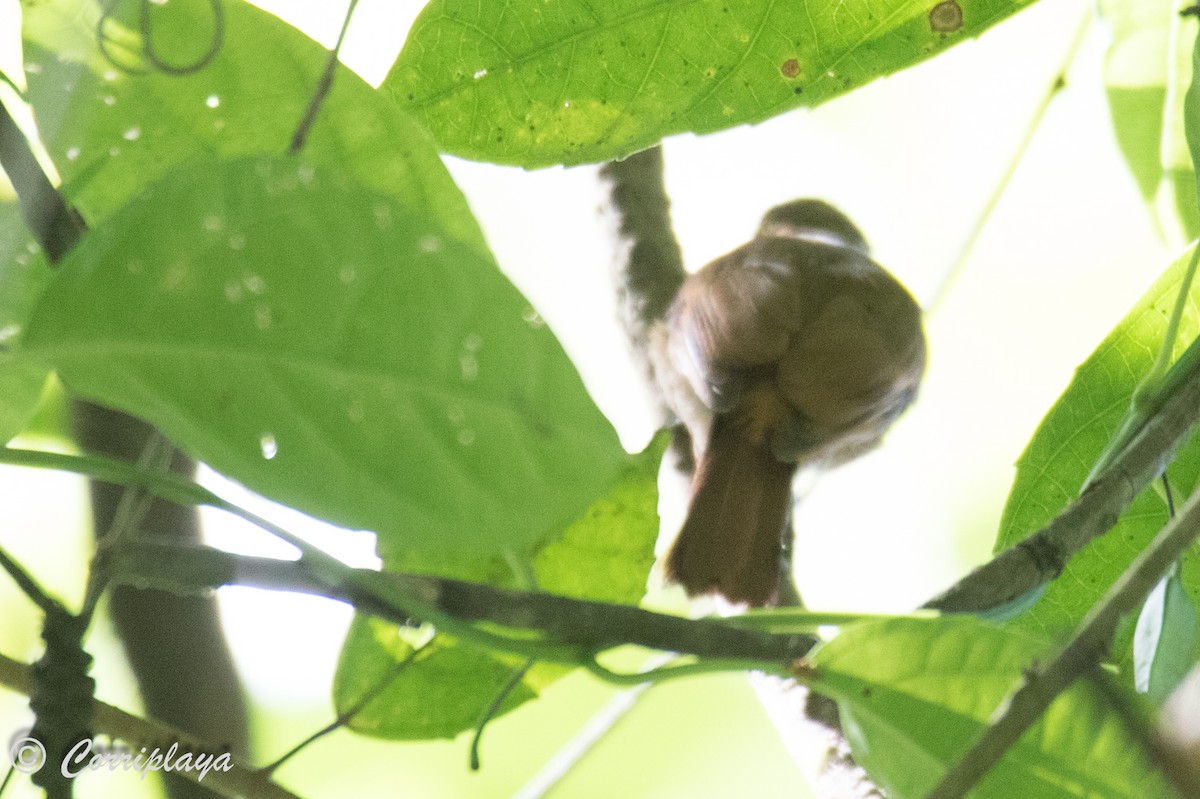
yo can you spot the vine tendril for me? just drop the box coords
[97,0,226,77]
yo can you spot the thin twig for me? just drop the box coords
[288,0,359,154]
[139,0,225,75]
[469,657,534,771]
[1,440,808,674]
[0,546,60,615]
[925,5,1091,314]
[1143,247,1200,397]
[510,652,676,799]
[926,481,1200,799]
[260,640,429,775]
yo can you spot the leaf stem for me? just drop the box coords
[0,441,811,669]
[0,447,560,662]
[260,639,430,776]
[582,655,793,687]
[1,447,809,691]
[1140,244,1200,406]
[469,657,534,770]
[288,0,360,154]
[925,4,1091,314]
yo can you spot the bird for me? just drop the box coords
[653,200,926,607]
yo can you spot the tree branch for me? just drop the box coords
[597,145,686,412]
[926,479,1200,799]
[103,542,812,665]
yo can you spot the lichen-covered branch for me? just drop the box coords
[104,542,812,665]
[598,146,685,413]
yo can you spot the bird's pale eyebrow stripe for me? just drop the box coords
[762,227,853,249]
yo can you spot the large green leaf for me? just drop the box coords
[0,202,51,442]
[20,0,486,254]
[372,431,666,590]
[532,431,666,602]
[1100,0,1200,244]
[995,245,1200,640]
[21,154,625,560]
[0,356,50,443]
[813,617,1172,799]
[333,433,668,740]
[335,623,544,741]
[385,0,1035,167]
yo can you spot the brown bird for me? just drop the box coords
[656,200,926,607]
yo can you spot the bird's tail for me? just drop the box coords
[665,413,796,607]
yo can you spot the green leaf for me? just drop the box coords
[334,623,543,741]
[1134,563,1198,704]
[1100,0,1200,244]
[1185,6,1200,208]
[334,433,669,740]
[813,617,1172,799]
[1099,0,1165,202]
[0,202,51,442]
[0,355,49,443]
[21,154,625,560]
[386,0,1031,168]
[369,430,665,592]
[20,0,486,255]
[534,430,667,603]
[996,244,1200,639]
